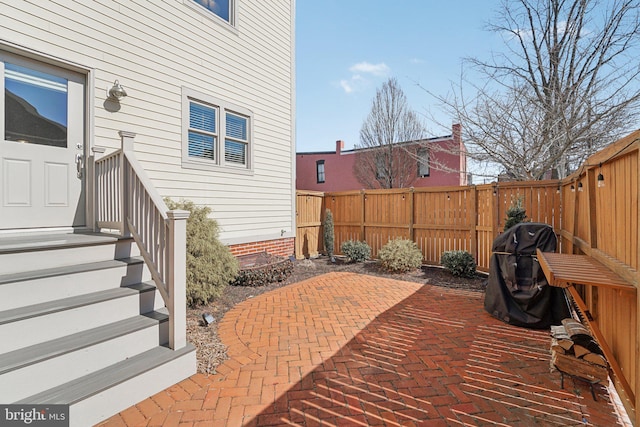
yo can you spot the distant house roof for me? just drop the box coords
[297,133,455,156]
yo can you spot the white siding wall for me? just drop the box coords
[0,0,295,244]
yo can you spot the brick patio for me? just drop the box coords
[98,272,627,426]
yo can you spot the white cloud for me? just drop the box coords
[339,62,390,94]
[410,58,425,64]
[348,62,390,76]
[340,80,353,93]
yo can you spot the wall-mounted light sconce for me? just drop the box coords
[570,184,575,192]
[108,80,127,100]
[597,163,605,188]
[578,182,584,192]
[447,193,451,200]
[556,182,561,194]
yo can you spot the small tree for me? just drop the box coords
[323,209,335,262]
[354,77,426,189]
[504,196,527,231]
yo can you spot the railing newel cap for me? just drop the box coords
[167,209,190,220]
[118,130,137,139]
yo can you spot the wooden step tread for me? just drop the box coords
[0,309,169,375]
[16,344,196,405]
[0,283,156,325]
[0,257,144,285]
[0,232,129,254]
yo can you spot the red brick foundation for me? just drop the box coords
[228,237,294,258]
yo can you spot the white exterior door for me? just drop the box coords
[0,53,85,230]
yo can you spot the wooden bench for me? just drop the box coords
[536,249,636,405]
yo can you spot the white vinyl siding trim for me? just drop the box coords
[181,87,253,173]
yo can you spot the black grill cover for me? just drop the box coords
[484,222,570,329]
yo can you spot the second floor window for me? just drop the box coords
[316,160,325,183]
[191,0,233,24]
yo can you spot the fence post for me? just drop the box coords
[167,209,190,350]
[470,186,478,261]
[409,187,415,243]
[360,190,366,241]
[586,168,598,249]
[492,184,499,238]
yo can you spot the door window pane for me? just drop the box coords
[4,63,68,147]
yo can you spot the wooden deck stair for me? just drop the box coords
[0,231,196,426]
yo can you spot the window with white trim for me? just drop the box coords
[182,87,252,172]
[225,111,248,165]
[188,0,235,26]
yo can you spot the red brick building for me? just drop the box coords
[297,124,468,191]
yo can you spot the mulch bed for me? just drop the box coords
[187,255,487,374]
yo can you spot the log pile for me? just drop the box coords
[550,318,608,382]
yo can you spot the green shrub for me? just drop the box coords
[165,199,239,306]
[233,253,293,287]
[441,250,477,278]
[378,238,423,272]
[323,209,335,261]
[504,196,527,231]
[340,240,371,263]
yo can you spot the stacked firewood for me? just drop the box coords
[550,318,608,382]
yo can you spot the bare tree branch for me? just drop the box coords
[429,0,640,180]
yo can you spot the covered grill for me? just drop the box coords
[484,222,570,329]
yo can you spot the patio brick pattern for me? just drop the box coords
[98,272,626,426]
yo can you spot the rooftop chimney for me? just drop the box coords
[336,140,344,154]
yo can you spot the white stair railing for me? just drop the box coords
[95,131,188,350]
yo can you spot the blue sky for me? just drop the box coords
[296,1,504,153]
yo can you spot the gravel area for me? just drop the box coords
[187,256,487,374]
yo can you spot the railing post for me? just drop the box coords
[167,209,190,350]
[119,130,136,151]
[119,131,136,237]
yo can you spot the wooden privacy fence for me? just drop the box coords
[297,181,561,272]
[296,130,639,422]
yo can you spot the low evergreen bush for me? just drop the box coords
[233,253,293,287]
[440,250,477,278]
[378,238,423,272]
[165,199,239,306]
[340,240,371,263]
